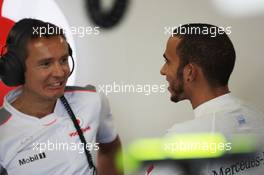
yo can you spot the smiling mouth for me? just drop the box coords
[52,82,63,86]
[48,81,65,89]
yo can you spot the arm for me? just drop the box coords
[97,136,123,175]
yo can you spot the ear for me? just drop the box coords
[183,63,198,83]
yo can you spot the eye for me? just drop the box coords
[39,61,51,68]
[60,57,69,65]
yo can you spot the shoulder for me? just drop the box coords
[165,117,213,135]
[64,85,97,93]
[64,85,98,99]
[227,95,264,122]
[63,85,108,109]
[0,107,12,127]
[0,107,13,143]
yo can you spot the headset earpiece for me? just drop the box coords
[0,48,25,86]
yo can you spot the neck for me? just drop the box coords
[12,90,57,118]
[190,85,230,109]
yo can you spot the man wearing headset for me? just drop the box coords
[143,23,264,174]
[0,18,122,175]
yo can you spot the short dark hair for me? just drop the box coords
[173,23,236,87]
[6,18,66,64]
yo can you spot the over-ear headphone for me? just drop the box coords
[0,45,25,86]
[0,38,75,87]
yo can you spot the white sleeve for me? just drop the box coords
[96,93,117,143]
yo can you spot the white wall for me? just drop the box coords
[55,0,264,145]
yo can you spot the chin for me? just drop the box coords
[54,92,64,98]
[170,96,180,103]
[45,92,64,101]
[170,93,186,103]
[169,92,178,102]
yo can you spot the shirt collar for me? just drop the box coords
[194,93,234,118]
[3,87,62,121]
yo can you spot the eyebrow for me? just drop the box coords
[60,53,70,58]
[37,58,52,63]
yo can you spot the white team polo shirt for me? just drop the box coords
[144,93,264,175]
[167,93,264,136]
[0,86,117,175]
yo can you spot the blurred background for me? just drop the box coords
[1,0,264,146]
